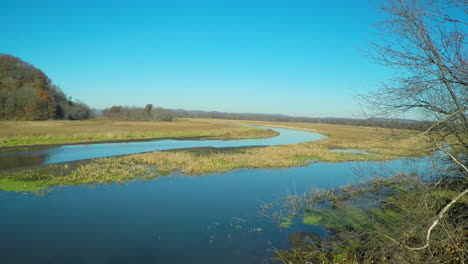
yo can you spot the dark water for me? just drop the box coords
[0,127,433,263]
[0,126,325,169]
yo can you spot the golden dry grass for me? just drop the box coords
[115,119,432,175]
[0,118,278,146]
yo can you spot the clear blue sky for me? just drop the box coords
[3,0,393,118]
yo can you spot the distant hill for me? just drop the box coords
[0,54,92,120]
[166,109,431,130]
[96,106,430,130]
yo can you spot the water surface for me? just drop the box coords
[0,158,432,264]
[0,126,325,169]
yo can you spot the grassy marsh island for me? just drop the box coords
[0,119,433,192]
[118,120,431,174]
[0,118,278,147]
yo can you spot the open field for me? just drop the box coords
[0,119,278,147]
[0,118,434,192]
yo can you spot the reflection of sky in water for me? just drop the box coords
[0,157,433,264]
[0,126,326,168]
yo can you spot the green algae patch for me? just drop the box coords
[302,214,323,225]
[279,217,293,228]
[0,178,52,192]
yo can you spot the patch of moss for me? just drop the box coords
[0,178,51,192]
[303,214,323,225]
[279,217,293,228]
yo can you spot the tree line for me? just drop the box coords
[0,54,92,120]
[102,104,174,121]
[98,106,431,129]
[167,109,432,130]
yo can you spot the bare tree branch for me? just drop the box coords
[383,188,468,250]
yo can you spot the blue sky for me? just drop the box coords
[2,0,393,118]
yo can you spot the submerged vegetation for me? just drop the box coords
[267,174,468,263]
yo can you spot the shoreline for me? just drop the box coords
[0,129,280,149]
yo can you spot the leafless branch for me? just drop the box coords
[383,188,468,250]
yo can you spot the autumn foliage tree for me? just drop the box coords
[103,105,173,121]
[0,54,93,120]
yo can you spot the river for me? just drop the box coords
[0,126,431,264]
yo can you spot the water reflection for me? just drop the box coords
[0,158,432,264]
[0,153,48,170]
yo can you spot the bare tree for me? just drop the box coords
[365,0,467,152]
[363,0,467,252]
[145,104,153,114]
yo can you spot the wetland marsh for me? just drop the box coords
[0,119,434,263]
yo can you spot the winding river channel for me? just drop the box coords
[0,126,325,169]
[0,126,432,264]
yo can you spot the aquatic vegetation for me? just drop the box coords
[302,215,322,226]
[0,178,51,192]
[0,159,153,192]
[270,174,468,263]
[279,217,293,228]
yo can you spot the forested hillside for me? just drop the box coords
[0,54,92,120]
